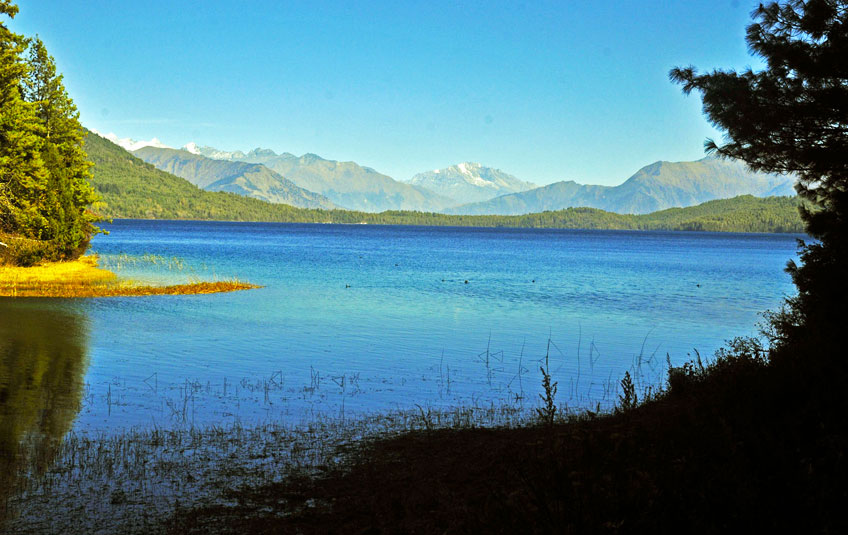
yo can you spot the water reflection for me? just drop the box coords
[0,299,89,523]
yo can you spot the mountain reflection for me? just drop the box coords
[0,300,89,522]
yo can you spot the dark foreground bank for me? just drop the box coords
[164,336,847,534]
[3,330,845,534]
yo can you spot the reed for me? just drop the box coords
[0,256,259,297]
[0,335,681,533]
[3,403,532,534]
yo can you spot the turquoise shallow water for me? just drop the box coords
[0,220,802,433]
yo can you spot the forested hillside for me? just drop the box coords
[86,131,803,233]
[85,131,313,221]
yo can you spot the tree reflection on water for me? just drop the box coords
[0,300,89,524]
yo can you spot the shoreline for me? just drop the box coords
[102,216,808,236]
[0,256,260,298]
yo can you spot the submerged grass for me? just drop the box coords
[2,404,531,534]
[0,256,259,297]
[2,335,845,533]
[164,337,847,534]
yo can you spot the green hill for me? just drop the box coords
[85,131,804,233]
[84,131,316,221]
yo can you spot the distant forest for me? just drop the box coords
[85,131,804,234]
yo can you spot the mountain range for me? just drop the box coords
[82,130,802,233]
[227,150,454,213]
[171,141,796,214]
[102,132,796,215]
[132,147,336,209]
[444,156,796,215]
[167,144,452,213]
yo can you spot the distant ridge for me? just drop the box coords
[231,151,455,213]
[445,156,796,215]
[82,130,802,234]
[132,146,336,209]
[182,142,246,161]
[168,143,452,212]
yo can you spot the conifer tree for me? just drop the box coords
[0,0,50,250]
[23,37,99,258]
[671,0,848,352]
[1,1,99,264]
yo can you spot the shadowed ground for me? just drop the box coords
[166,339,848,534]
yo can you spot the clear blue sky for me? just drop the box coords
[9,0,762,186]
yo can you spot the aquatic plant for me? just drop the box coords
[0,255,258,297]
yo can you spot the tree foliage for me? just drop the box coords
[671,0,848,349]
[0,0,48,248]
[0,2,99,265]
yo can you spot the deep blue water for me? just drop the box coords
[1,220,802,432]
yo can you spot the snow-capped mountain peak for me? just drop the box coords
[92,129,172,152]
[179,143,246,161]
[409,162,536,205]
[183,141,202,155]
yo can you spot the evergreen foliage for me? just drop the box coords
[0,1,48,255]
[671,0,848,352]
[0,3,99,265]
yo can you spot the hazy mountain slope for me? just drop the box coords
[83,131,329,220]
[608,156,796,213]
[181,144,454,212]
[228,151,453,212]
[408,162,537,204]
[182,142,246,161]
[447,156,796,215]
[444,180,611,215]
[132,147,336,209]
[82,131,801,232]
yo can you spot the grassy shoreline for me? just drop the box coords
[0,256,259,297]
[2,335,845,533]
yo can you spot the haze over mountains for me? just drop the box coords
[80,130,801,234]
[103,132,796,215]
[81,130,802,234]
[408,162,537,205]
[132,147,336,209]
[226,150,454,213]
[444,156,796,215]
[132,144,452,213]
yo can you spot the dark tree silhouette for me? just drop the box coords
[671,0,848,351]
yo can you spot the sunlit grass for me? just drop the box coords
[0,255,259,297]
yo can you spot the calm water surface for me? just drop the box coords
[0,220,802,436]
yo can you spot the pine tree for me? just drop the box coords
[1,2,99,264]
[23,37,100,258]
[0,0,50,253]
[671,0,848,353]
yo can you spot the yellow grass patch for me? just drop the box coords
[0,256,260,298]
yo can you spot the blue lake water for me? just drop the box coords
[0,220,802,435]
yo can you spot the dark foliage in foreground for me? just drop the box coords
[163,336,846,534]
[672,0,848,356]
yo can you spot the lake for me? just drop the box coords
[0,220,801,440]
